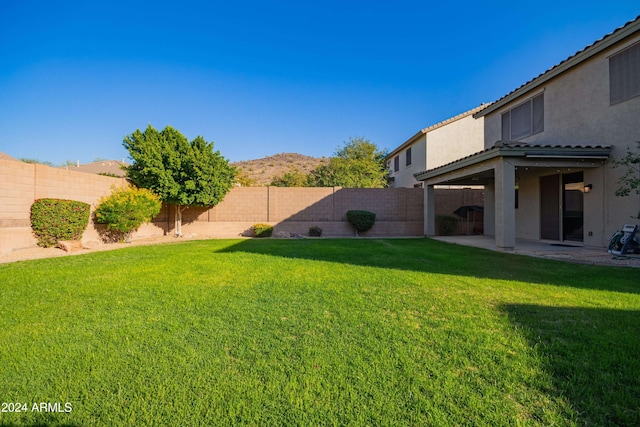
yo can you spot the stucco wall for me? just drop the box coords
[426,114,485,170]
[389,135,426,188]
[482,34,640,242]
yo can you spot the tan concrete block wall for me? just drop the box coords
[0,160,126,254]
[210,187,269,222]
[1,161,430,255]
[0,160,36,224]
[269,187,336,222]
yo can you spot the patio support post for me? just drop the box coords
[494,160,516,250]
[424,184,435,236]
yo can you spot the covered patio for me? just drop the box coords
[416,142,612,251]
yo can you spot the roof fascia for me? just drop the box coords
[475,18,640,118]
[414,145,612,181]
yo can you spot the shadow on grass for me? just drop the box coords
[502,304,640,426]
[213,238,640,294]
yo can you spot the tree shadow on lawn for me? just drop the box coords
[213,238,640,294]
[501,303,640,426]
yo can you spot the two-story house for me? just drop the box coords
[416,16,640,250]
[387,104,487,188]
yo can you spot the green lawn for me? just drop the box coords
[0,238,638,426]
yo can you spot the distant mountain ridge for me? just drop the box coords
[232,153,328,186]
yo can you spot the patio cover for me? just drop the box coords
[414,141,612,250]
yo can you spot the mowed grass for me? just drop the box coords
[0,238,639,426]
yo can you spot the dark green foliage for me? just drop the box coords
[30,198,90,247]
[308,225,323,237]
[436,215,459,236]
[123,125,236,207]
[611,140,640,218]
[252,223,274,237]
[346,210,376,234]
[94,186,162,241]
[307,137,389,188]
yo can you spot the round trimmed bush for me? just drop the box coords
[252,223,273,238]
[30,198,91,247]
[346,210,376,236]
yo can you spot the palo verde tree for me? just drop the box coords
[308,136,389,188]
[123,125,236,236]
[611,140,640,219]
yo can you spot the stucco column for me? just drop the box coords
[494,160,516,250]
[424,184,435,236]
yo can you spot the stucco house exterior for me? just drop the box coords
[416,16,640,250]
[387,104,487,188]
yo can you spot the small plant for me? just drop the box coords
[30,198,91,247]
[94,186,162,242]
[252,223,273,238]
[309,225,323,237]
[436,215,459,236]
[346,210,376,236]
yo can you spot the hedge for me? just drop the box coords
[30,198,91,247]
[346,210,376,235]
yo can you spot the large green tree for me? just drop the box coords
[123,125,236,236]
[308,137,389,188]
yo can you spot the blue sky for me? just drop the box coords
[0,1,638,164]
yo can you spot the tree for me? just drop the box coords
[270,168,309,187]
[123,125,236,236]
[307,137,389,188]
[611,140,640,219]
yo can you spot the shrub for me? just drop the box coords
[436,215,459,236]
[309,225,323,237]
[252,223,273,238]
[346,210,376,236]
[30,199,91,247]
[94,186,162,242]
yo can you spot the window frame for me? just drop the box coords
[405,147,412,167]
[609,41,640,105]
[501,93,544,141]
[393,155,399,172]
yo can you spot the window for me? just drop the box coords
[501,93,544,141]
[394,155,399,172]
[610,42,640,105]
[405,147,412,166]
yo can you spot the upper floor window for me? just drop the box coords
[610,42,640,105]
[405,147,412,166]
[393,155,399,172]
[501,93,544,141]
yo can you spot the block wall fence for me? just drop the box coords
[0,158,482,255]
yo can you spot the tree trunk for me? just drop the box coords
[175,205,184,237]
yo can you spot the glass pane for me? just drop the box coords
[501,111,511,141]
[510,101,532,140]
[532,94,544,134]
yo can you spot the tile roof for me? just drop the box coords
[475,15,640,117]
[387,103,490,158]
[62,160,128,177]
[414,142,612,180]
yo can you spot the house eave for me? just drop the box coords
[474,16,640,118]
[414,143,612,182]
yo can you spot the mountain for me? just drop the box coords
[232,153,328,186]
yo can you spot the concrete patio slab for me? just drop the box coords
[432,235,640,268]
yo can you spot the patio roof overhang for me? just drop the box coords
[414,142,612,185]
